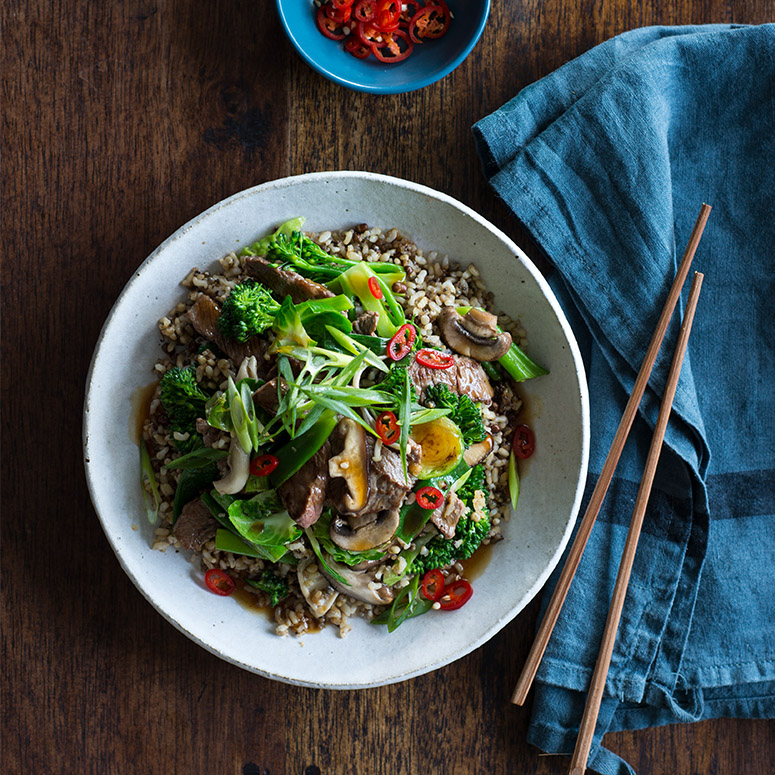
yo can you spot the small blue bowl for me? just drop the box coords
[276,0,490,94]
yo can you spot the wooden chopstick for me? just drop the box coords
[511,203,712,706]
[568,270,704,775]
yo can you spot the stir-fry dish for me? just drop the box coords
[141,219,547,636]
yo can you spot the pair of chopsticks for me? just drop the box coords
[512,203,712,775]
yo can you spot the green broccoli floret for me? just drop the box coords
[376,365,417,401]
[159,367,212,451]
[424,383,487,446]
[246,569,289,607]
[218,281,281,342]
[455,463,487,506]
[409,511,491,576]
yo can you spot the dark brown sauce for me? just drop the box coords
[232,583,323,633]
[232,583,274,620]
[129,380,159,446]
[459,540,494,581]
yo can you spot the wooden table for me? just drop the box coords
[5,2,774,773]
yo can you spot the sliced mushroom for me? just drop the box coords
[350,556,387,571]
[463,433,494,467]
[320,557,395,606]
[213,437,250,495]
[236,355,259,382]
[329,508,400,552]
[297,557,339,618]
[438,307,512,362]
[328,418,370,514]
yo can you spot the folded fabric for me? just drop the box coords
[473,24,775,775]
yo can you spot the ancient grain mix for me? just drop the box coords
[141,219,546,637]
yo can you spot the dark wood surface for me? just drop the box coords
[4,2,774,774]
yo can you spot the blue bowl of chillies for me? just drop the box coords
[276,0,490,94]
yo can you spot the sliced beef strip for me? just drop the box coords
[194,417,229,474]
[429,491,468,539]
[277,441,331,528]
[353,435,416,518]
[251,378,289,415]
[408,354,494,405]
[186,294,265,366]
[172,497,219,552]
[243,256,334,304]
[352,310,379,336]
[195,417,223,449]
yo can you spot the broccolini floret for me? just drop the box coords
[246,569,289,607]
[218,280,281,342]
[409,511,491,576]
[424,383,487,446]
[376,365,417,402]
[455,463,486,506]
[159,366,212,450]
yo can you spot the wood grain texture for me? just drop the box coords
[3,1,774,774]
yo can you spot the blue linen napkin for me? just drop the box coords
[473,24,775,774]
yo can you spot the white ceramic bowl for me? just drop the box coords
[84,171,589,689]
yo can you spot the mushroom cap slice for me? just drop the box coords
[213,437,251,495]
[320,557,395,606]
[330,508,400,552]
[297,557,339,618]
[463,433,494,467]
[438,307,512,362]
[328,418,370,515]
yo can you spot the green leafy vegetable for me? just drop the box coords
[214,528,292,562]
[481,360,502,382]
[218,281,281,342]
[200,490,236,531]
[323,325,389,373]
[407,407,452,425]
[205,376,263,454]
[270,411,339,486]
[159,366,212,450]
[395,501,436,544]
[424,383,487,447]
[171,463,221,522]
[334,262,405,338]
[371,573,432,632]
[497,342,550,382]
[244,472,273,494]
[409,511,491,576]
[163,447,229,470]
[140,441,160,525]
[240,217,306,257]
[245,570,289,607]
[304,526,349,586]
[271,296,312,348]
[375,364,417,402]
[380,532,435,586]
[295,295,355,342]
[241,217,404,286]
[454,463,486,506]
[227,491,302,549]
[508,450,520,511]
